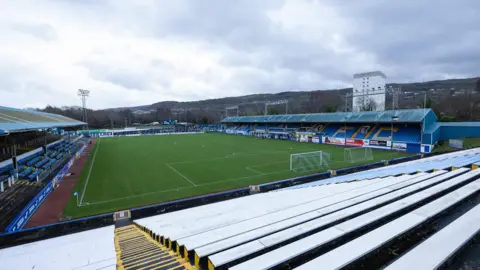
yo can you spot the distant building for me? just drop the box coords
[352,71,386,112]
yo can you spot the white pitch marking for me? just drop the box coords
[245,166,266,176]
[166,163,197,186]
[81,167,321,206]
[169,150,292,165]
[79,139,101,206]
[248,160,290,169]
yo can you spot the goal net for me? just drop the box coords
[290,151,331,172]
[344,147,373,163]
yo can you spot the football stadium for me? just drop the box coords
[4,0,480,268]
[2,102,480,270]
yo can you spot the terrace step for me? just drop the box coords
[115,224,192,270]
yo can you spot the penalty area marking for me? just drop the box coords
[79,149,355,207]
[78,153,360,206]
[166,163,197,186]
[79,139,101,206]
[245,166,266,176]
[168,149,293,166]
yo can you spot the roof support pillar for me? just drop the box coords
[42,129,48,156]
[9,137,18,174]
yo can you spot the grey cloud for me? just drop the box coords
[79,59,172,91]
[104,0,479,98]
[2,0,480,109]
[143,1,360,84]
[10,22,57,41]
[81,62,151,90]
[0,57,71,108]
[334,0,480,80]
[151,0,282,40]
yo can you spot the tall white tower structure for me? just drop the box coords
[352,71,386,112]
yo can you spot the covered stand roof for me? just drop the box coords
[0,106,84,135]
[221,108,434,124]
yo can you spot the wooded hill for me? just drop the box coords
[41,77,480,128]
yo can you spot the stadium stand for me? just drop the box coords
[319,124,340,137]
[255,124,266,131]
[198,124,222,132]
[222,109,431,155]
[79,124,203,138]
[0,106,84,232]
[384,202,480,270]
[222,108,480,148]
[0,182,42,230]
[222,109,428,124]
[0,140,83,231]
[331,124,360,138]
[127,148,480,270]
[0,106,83,135]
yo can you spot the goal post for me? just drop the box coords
[344,147,373,163]
[290,151,331,172]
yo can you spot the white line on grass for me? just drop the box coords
[80,168,296,206]
[79,139,101,206]
[248,160,290,169]
[245,166,266,176]
[168,149,293,165]
[81,153,338,207]
[166,164,197,186]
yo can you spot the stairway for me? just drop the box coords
[115,225,189,270]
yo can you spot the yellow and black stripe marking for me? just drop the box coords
[115,225,191,270]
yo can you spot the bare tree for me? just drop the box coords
[357,97,378,111]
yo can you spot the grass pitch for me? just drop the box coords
[64,133,410,218]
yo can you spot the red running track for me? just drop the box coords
[24,139,97,228]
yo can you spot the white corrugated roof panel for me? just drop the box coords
[0,226,115,270]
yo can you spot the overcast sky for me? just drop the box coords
[1,0,479,109]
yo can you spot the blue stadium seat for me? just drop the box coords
[34,158,50,168]
[18,154,38,165]
[321,124,341,137]
[19,167,34,178]
[26,156,42,166]
[354,125,374,139]
[28,169,42,181]
[334,125,361,138]
[42,159,56,170]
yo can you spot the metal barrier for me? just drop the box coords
[130,187,250,220]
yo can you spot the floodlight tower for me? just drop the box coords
[225,106,239,118]
[77,89,90,129]
[265,100,288,115]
